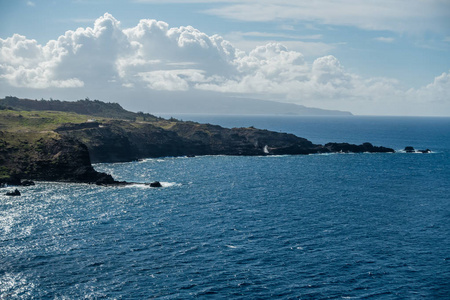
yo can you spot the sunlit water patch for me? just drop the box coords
[1,116,449,298]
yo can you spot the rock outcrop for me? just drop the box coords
[403,146,432,153]
[5,189,21,196]
[148,181,162,188]
[55,120,395,163]
[0,132,116,185]
[404,146,415,153]
[324,142,394,153]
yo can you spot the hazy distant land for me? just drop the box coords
[140,96,352,116]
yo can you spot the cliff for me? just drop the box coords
[0,97,394,184]
[55,119,393,164]
[0,131,115,185]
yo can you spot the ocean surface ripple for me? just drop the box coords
[1,116,449,299]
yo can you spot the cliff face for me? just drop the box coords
[57,120,192,162]
[55,120,323,162]
[55,119,394,164]
[0,131,114,184]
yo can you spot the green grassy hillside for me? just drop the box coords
[0,96,160,121]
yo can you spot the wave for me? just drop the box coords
[396,149,435,154]
[123,182,181,189]
[160,182,180,188]
[138,158,166,163]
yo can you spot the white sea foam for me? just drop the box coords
[396,149,434,154]
[124,183,151,189]
[139,158,167,163]
[123,182,180,189]
[160,182,180,188]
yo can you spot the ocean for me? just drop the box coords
[1,116,449,299]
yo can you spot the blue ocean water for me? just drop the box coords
[1,116,450,299]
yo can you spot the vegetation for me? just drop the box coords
[0,96,161,122]
[0,110,107,132]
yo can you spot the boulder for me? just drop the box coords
[418,149,431,153]
[404,146,415,153]
[6,189,21,196]
[95,174,117,186]
[21,180,35,186]
[149,181,162,188]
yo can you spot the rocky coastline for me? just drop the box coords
[0,97,409,189]
[0,123,395,188]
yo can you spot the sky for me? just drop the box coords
[0,0,449,116]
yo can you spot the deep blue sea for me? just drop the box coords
[1,116,450,299]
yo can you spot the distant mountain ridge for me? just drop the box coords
[0,96,352,117]
[140,96,353,116]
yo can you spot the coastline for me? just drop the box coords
[0,98,401,187]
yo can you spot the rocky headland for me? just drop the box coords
[1,97,395,186]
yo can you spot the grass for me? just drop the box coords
[0,110,109,149]
[0,110,109,132]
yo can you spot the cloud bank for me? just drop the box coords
[0,13,449,115]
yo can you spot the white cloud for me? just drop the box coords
[224,31,334,57]
[0,13,449,115]
[139,69,206,91]
[202,0,450,35]
[374,37,395,43]
[413,71,450,104]
[0,34,83,88]
[278,24,295,31]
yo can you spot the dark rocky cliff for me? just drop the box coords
[0,132,115,184]
[55,120,394,164]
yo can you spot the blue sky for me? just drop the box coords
[1,0,449,115]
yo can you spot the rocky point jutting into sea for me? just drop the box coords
[1,97,398,186]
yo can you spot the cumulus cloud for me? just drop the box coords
[223,31,333,56]
[0,13,449,115]
[0,34,84,88]
[413,71,450,104]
